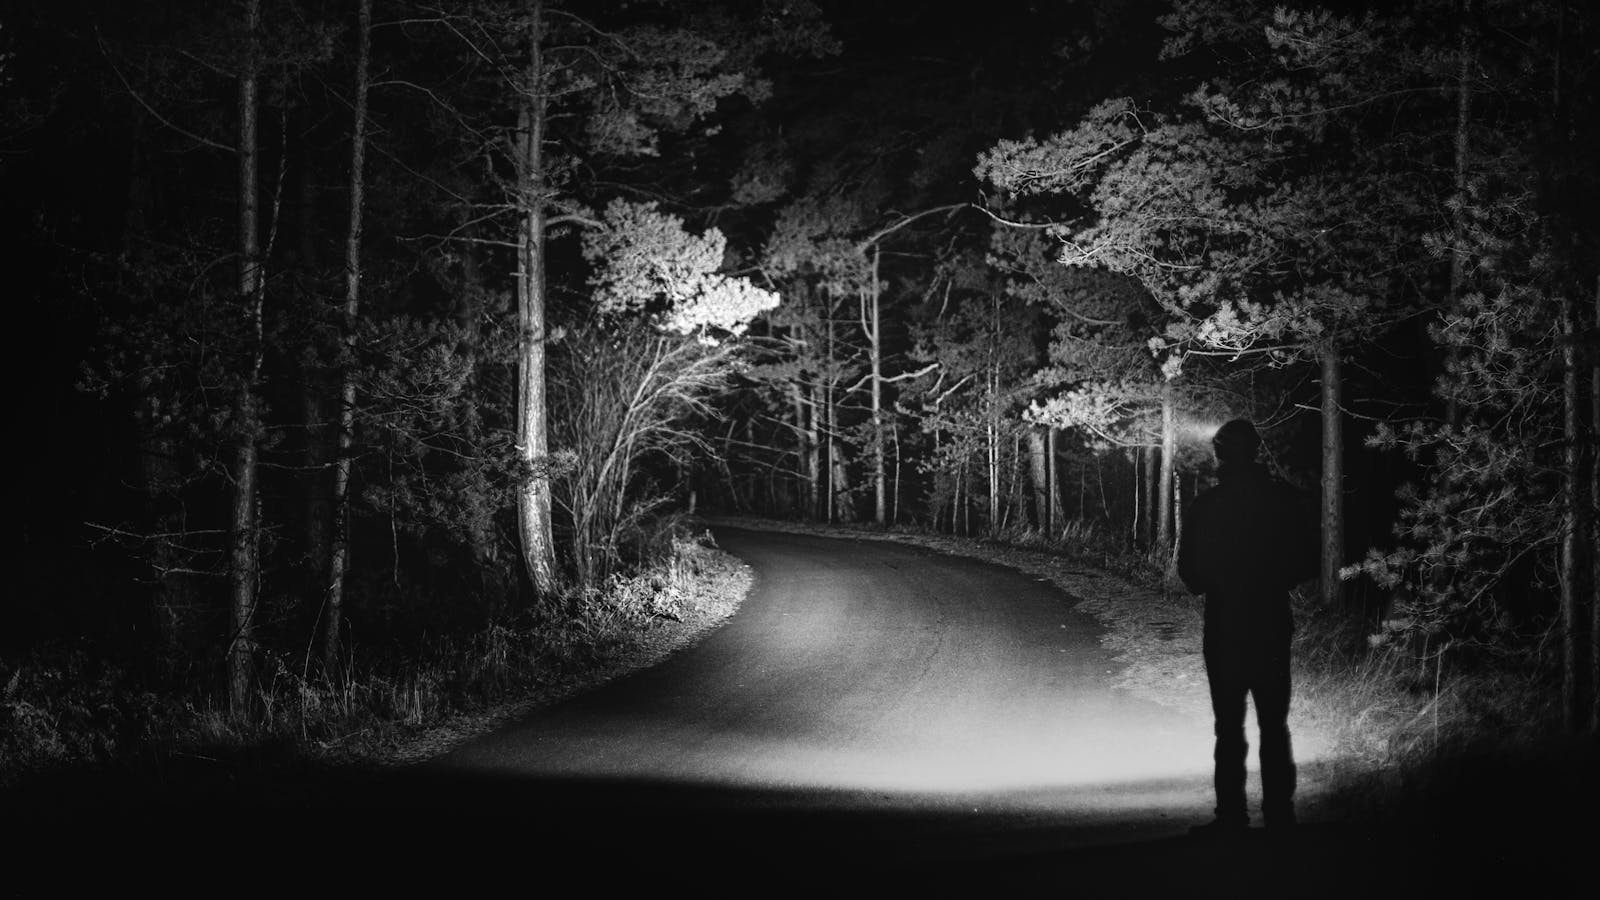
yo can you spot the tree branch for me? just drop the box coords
[97,29,234,154]
[858,203,971,250]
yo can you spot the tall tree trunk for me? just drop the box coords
[891,416,902,525]
[1174,468,1185,554]
[1078,454,1087,521]
[1047,427,1062,531]
[1143,443,1158,548]
[931,415,945,529]
[806,381,822,518]
[825,300,838,523]
[1591,283,1599,734]
[1157,384,1176,557]
[1028,428,1049,531]
[514,0,557,597]
[946,466,956,534]
[1131,446,1142,546]
[952,466,961,534]
[1132,445,1145,544]
[301,178,332,608]
[867,248,886,526]
[986,296,1001,534]
[1561,288,1593,732]
[789,383,804,512]
[744,418,760,511]
[1321,348,1346,610]
[323,0,371,675]
[290,103,330,601]
[1444,0,1474,428]
[824,406,834,522]
[791,382,818,517]
[831,440,854,523]
[454,234,504,611]
[987,420,1000,534]
[959,467,969,535]
[719,419,743,511]
[1004,433,1024,533]
[227,0,264,719]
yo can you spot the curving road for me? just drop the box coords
[380,527,1251,881]
[440,527,1210,794]
[12,527,1578,894]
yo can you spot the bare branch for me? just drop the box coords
[97,28,234,154]
[858,203,971,250]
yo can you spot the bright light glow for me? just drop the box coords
[448,699,1338,817]
[1176,417,1223,444]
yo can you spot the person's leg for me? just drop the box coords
[1253,641,1296,828]
[1204,645,1249,828]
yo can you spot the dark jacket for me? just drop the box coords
[1178,462,1317,644]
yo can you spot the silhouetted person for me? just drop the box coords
[1178,419,1317,836]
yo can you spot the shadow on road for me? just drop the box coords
[5,753,1591,896]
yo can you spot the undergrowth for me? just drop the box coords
[1002,519,1572,814]
[0,528,744,787]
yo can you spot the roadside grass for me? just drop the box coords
[0,527,749,789]
[707,514,1581,825]
[8,510,1580,826]
[1288,597,1569,821]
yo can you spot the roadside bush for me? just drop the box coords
[0,521,747,785]
[0,650,175,786]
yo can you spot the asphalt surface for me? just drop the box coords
[12,527,1586,893]
[344,527,1400,889]
[429,527,1213,804]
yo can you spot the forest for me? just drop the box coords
[2,0,1596,790]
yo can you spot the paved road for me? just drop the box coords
[377,527,1289,882]
[17,527,1576,893]
[437,527,1211,799]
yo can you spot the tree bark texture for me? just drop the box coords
[227,0,263,719]
[323,0,371,675]
[1046,427,1062,532]
[1157,384,1175,556]
[806,381,822,517]
[891,417,903,525]
[987,420,1000,535]
[1444,0,1474,429]
[297,128,331,604]
[1130,447,1141,546]
[1591,284,1599,733]
[830,440,854,523]
[1321,348,1346,610]
[868,248,886,526]
[1561,289,1593,732]
[792,381,820,517]
[1450,0,1473,308]
[1028,428,1049,531]
[719,420,743,511]
[1173,468,1184,573]
[1004,433,1023,532]
[514,0,557,598]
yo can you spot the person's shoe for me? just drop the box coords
[1188,817,1250,839]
